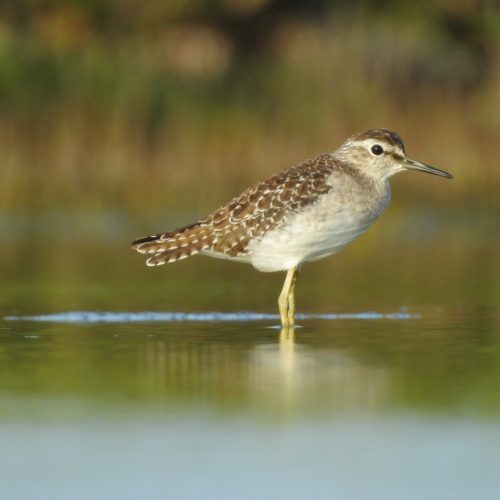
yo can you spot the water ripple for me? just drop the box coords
[4,310,419,323]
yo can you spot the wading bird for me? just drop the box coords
[132,129,452,328]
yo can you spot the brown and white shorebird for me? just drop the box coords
[132,129,452,328]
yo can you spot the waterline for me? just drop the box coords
[5,310,419,323]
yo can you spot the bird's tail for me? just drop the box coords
[132,222,212,266]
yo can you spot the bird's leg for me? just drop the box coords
[287,268,299,326]
[278,268,295,327]
[278,267,298,328]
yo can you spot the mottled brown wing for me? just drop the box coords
[132,153,335,266]
[203,154,335,257]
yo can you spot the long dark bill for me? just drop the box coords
[404,158,453,179]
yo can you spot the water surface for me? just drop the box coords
[0,209,499,499]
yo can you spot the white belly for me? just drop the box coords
[249,180,391,272]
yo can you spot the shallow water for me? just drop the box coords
[0,209,499,499]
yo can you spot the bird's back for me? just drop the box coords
[133,154,333,264]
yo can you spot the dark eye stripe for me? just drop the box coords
[392,153,404,162]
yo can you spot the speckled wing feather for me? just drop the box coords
[132,222,210,265]
[132,154,335,266]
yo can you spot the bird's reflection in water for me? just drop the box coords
[138,325,391,414]
[278,327,296,407]
[279,326,295,367]
[249,325,392,414]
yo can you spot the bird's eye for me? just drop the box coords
[371,144,384,155]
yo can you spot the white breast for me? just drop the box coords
[249,175,391,272]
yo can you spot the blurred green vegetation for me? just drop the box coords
[0,0,498,215]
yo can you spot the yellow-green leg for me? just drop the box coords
[278,267,299,328]
[287,268,298,326]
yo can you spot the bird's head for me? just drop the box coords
[337,129,452,181]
